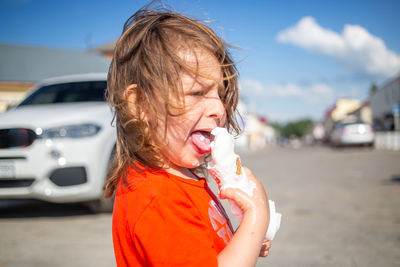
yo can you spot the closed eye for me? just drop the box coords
[190,90,205,96]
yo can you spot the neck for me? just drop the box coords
[165,166,200,181]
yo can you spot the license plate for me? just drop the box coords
[0,161,15,178]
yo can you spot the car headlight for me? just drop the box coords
[37,123,102,139]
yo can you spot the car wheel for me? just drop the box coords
[364,142,374,150]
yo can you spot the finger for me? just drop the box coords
[259,246,269,257]
[242,166,254,177]
[259,250,269,257]
[263,240,272,249]
[242,166,265,189]
[259,239,271,257]
[220,187,257,214]
[218,187,234,200]
[242,167,259,184]
[219,187,250,203]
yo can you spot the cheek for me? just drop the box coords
[161,102,206,145]
[164,112,196,143]
[165,120,187,142]
[184,100,205,116]
[217,110,227,128]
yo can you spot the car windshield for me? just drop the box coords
[18,81,107,106]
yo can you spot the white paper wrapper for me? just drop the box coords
[208,127,282,240]
[266,200,282,240]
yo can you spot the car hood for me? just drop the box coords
[0,102,113,130]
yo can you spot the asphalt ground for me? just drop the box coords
[0,145,399,267]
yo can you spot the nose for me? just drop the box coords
[204,96,226,125]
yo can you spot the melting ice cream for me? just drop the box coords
[207,127,282,240]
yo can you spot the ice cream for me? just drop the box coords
[207,127,281,240]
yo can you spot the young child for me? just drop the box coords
[104,4,271,266]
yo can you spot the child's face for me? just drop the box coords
[157,48,226,173]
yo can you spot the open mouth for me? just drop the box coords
[191,130,213,154]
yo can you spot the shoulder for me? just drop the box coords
[114,166,194,221]
[122,166,183,199]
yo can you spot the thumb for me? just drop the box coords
[219,187,236,200]
[219,187,253,213]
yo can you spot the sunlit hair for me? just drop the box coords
[104,4,240,197]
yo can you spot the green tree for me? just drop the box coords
[281,119,314,138]
[369,82,378,96]
[269,121,282,132]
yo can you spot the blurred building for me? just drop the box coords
[243,113,277,150]
[324,98,361,134]
[234,98,249,148]
[0,43,110,112]
[244,113,264,150]
[264,123,276,145]
[89,40,116,59]
[312,123,325,143]
[348,100,372,124]
[370,75,400,131]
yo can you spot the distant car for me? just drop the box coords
[330,121,375,147]
[0,73,116,212]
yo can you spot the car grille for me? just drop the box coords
[0,178,35,188]
[0,128,37,149]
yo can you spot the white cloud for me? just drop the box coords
[240,78,335,103]
[277,16,400,78]
[239,78,341,122]
[239,79,264,94]
[265,112,305,122]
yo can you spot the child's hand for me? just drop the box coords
[259,239,272,257]
[219,167,269,227]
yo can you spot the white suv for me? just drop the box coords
[0,73,116,212]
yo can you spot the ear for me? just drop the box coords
[124,84,137,102]
[124,84,138,115]
[124,84,149,122]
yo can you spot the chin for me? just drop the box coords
[186,156,205,168]
[185,160,201,168]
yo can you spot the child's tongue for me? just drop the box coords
[191,131,212,154]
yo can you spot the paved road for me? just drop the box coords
[0,146,399,267]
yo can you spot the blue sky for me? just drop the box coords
[1,0,400,122]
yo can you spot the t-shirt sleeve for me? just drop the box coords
[130,194,218,267]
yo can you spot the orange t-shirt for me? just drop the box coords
[112,164,234,267]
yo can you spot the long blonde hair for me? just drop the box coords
[104,4,240,197]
